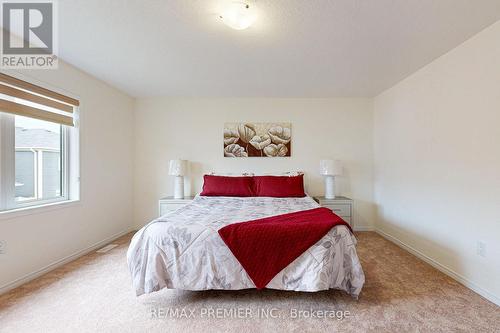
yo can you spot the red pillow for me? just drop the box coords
[200,175,254,197]
[253,175,305,197]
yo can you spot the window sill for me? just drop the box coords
[0,199,80,221]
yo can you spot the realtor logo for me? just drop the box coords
[1,0,58,69]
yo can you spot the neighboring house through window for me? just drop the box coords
[15,116,63,202]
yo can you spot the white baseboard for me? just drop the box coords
[0,228,133,295]
[353,226,375,232]
[376,229,500,307]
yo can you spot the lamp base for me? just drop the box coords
[174,176,184,199]
[324,175,336,199]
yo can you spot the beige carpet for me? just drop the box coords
[0,232,498,333]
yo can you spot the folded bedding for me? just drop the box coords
[219,207,352,289]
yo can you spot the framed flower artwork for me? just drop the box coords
[223,123,291,157]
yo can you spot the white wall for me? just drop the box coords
[373,21,500,303]
[3,19,498,306]
[0,62,135,291]
[134,98,375,230]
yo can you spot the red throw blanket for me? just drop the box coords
[218,207,353,289]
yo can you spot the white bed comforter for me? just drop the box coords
[127,196,365,297]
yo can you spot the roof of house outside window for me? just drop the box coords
[15,127,60,150]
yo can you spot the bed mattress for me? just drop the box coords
[127,195,365,297]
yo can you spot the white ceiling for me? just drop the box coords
[58,0,500,98]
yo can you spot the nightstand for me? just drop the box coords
[313,196,353,227]
[158,196,194,217]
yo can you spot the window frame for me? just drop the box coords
[0,109,78,214]
[12,121,70,209]
[0,73,80,217]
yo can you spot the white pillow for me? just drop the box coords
[209,172,254,177]
[256,171,304,177]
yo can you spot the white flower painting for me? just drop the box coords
[223,122,291,157]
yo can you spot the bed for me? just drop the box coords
[127,194,365,297]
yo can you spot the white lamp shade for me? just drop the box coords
[320,159,343,176]
[219,2,256,30]
[168,159,188,176]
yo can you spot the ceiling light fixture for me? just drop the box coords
[219,2,256,30]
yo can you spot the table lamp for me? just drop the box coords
[320,159,343,199]
[169,159,188,199]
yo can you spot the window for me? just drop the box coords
[15,115,65,203]
[0,74,79,212]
